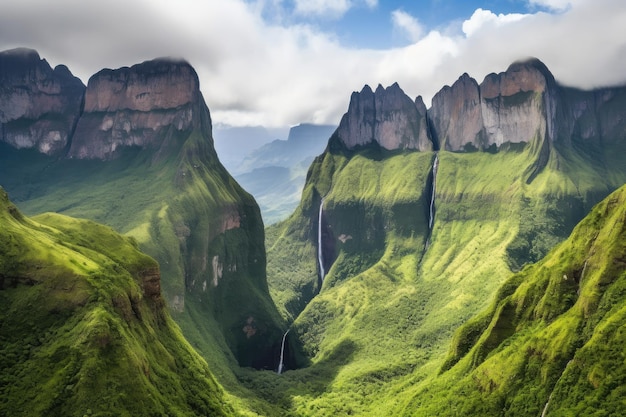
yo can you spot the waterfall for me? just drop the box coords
[541,359,573,417]
[318,198,325,282]
[428,153,439,231]
[277,329,290,375]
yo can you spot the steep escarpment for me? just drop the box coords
[0,189,234,416]
[416,184,626,416]
[0,50,283,372]
[334,83,433,151]
[0,48,84,155]
[69,59,202,160]
[262,58,626,415]
[430,58,626,155]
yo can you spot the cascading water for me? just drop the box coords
[277,329,290,375]
[317,198,326,282]
[428,153,439,231]
[424,153,439,252]
[541,359,573,417]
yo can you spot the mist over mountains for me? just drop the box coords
[223,123,336,224]
[1,47,626,416]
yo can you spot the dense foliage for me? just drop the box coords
[260,135,626,415]
[0,189,234,416]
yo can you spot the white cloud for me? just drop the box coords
[291,0,376,18]
[391,10,424,42]
[462,8,528,37]
[293,0,351,18]
[0,0,625,129]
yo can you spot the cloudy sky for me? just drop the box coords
[1,0,625,129]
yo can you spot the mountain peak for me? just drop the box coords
[0,48,85,155]
[0,47,41,62]
[69,57,206,159]
[84,57,200,113]
[335,82,433,151]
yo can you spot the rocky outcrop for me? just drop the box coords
[336,83,433,151]
[428,58,626,152]
[334,58,625,154]
[429,59,557,151]
[429,73,483,150]
[68,59,202,159]
[0,48,85,155]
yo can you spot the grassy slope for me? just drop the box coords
[261,136,626,415]
[0,124,284,413]
[0,189,234,416]
[409,184,626,416]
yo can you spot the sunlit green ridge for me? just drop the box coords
[261,130,626,415]
[0,188,234,416]
[412,183,626,416]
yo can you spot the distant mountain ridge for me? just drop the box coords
[233,123,336,224]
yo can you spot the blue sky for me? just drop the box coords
[274,0,538,48]
[0,0,624,128]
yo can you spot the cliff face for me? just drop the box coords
[0,49,283,369]
[428,73,483,150]
[430,59,557,151]
[0,48,85,155]
[335,83,433,151]
[333,58,625,153]
[429,58,626,152]
[69,59,201,159]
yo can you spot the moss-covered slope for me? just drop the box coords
[0,53,284,373]
[0,95,283,372]
[0,189,234,416]
[413,183,626,416]
[261,129,626,415]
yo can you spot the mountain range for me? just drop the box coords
[1,47,625,416]
[231,123,336,224]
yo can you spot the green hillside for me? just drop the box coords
[0,188,234,416]
[413,183,626,416]
[0,119,287,415]
[261,135,626,415]
[0,114,284,364]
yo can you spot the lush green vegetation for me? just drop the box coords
[0,189,234,416]
[406,184,626,416]
[3,96,626,415]
[0,118,284,370]
[0,117,284,414]
[259,134,626,415]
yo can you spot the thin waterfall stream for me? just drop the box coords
[277,329,290,375]
[429,152,439,231]
[318,198,325,282]
[424,153,439,251]
[541,359,573,417]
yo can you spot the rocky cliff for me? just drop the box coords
[69,59,203,159]
[430,58,626,151]
[430,59,557,151]
[0,49,283,370]
[335,83,433,151]
[0,48,84,155]
[334,58,626,153]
